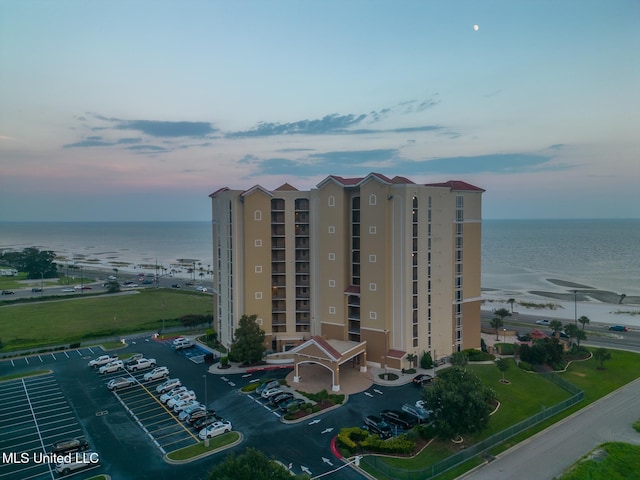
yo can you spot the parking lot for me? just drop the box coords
[0,373,101,480]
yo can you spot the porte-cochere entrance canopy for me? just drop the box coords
[288,336,367,392]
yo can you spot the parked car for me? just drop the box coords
[608,325,628,332]
[199,420,232,439]
[402,403,431,424]
[160,386,188,403]
[167,391,196,408]
[99,360,124,374]
[178,403,205,421]
[51,437,90,454]
[107,377,136,391]
[172,338,194,350]
[156,378,182,394]
[88,354,118,368]
[143,366,170,382]
[256,379,279,395]
[261,387,284,399]
[269,392,294,406]
[412,373,434,386]
[55,450,100,475]
[363,415,392,439]
[174,399,201,413]
[380,409,416,429]
[124,353,144,366]
[126,357,156,372]
[192,414,223,431]
[535,319,551,326]
[279,398,306,413]
[186,408,216,424]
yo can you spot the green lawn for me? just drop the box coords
[367,352,640,479]
[558,442,640,480]
[0,289,212,351]
[166,432,240,460]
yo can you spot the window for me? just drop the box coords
[254,210,262,221]
[255,239,262,247]
[328,225,335,234]
[255,265,262,273]
[329,306,336,314]
[328,195,335,207]
[369,254,376,263]
[255,292,263,300]
[369,225,376,234]
[369,282,377,291]
[369,311,377,320]
[328,252,336,261]
[329,279,336,287]
[369,193,377,205]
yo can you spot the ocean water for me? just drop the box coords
[0,219,638,296]
[482,219,640,298]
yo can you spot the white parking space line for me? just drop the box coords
[51,353,56,360]
[88,347,94,354]
[64,351,69,358]
[11,359,15,366]
[38,355,43,362]
[76,350,82,356]
[24,357,29,365]
[21,378,54,480]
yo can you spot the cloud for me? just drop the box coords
[114,120,217,138]
[225,113,368,138]
[64,136,143,149]
[127,145,168,152]
[245,149,567,178]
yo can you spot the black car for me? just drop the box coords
[51,437,89,455]
[279,398,306,413]
[412,373,434,386]
[363,415,392,439]
[192,414,223,431]
[270,392,294,406]
[380,409,416,430]
[186,408,216,424]
[1,290,15,295]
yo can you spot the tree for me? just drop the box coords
[406,353,417,369]
[507,298,516,313]
[578,315,590,331]
[490,316,504,340]
[575,329,587,347]
[209,448,309,480]
[549,320,563,338]
[420,351,433,369]
[494,308,511,321]
[423,366,497,439]
[1,247,57,279]
[495,358,509,382]
[451,351,468,366]
[564,323,579,347]
[230,314,266,365]
[594,348,612,369]
[104,280,121,294]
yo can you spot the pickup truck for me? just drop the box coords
[126,358,156,372]
[88,354,119,368]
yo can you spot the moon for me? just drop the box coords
[473,24,479,31]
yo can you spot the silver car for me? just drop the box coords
[156,378,182,394]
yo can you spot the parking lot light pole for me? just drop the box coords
[203,374,209,446]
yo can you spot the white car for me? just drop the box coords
[178,403,204,421]
[160,386,188,403]
[55,450,100,475]
[126,357,156,372]
[88,355,118,368]
[167,390,196,408]
[261,387,283,399]
[107,377,135,391]
[99,360,124,374]
[173,399,200,413]
[156,378,182,394]
[143,366,169,382]
[172,338,194,350]
[196,286,208,292]
[535,319,551,326]
[171,336,187,346]
[199,420,232,439]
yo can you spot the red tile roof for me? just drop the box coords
[275,182,299,191]
[386,349,406,359]
[424,180,485,192]
[311,336,343,360]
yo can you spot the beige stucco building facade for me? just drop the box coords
[210,173,484,372]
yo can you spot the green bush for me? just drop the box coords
[220,356,229,366]
[420,351,433,369]
[463,348,494,361]
[361,434,416,454]
[241,382,259,393]
[518,360,533,371]
[312,405,321,413]
[633,419,640,434]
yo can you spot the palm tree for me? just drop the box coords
[550,320,563,338]
[507,298,516,314]
[594,348,612,369]
[578,315,590,331]
[406,353,417,369]
[490,317,504,340]
[564,323,579,347]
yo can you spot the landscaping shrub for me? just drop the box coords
[420,351,433,369]
[69,342,81,349]
[361,434,416,454]
[241,382,259,393]
[464,348,494,361]
[518,360,533,371]
[312,405,321,413]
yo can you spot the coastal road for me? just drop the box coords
[462,378,640,480]
[481,310,640,353]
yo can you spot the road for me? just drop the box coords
[481,310,640,353]
[462,377,640,480]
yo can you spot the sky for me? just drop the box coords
[0,0,638,221]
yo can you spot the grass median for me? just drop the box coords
[166,432,240,461]
[0,289,213,352]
